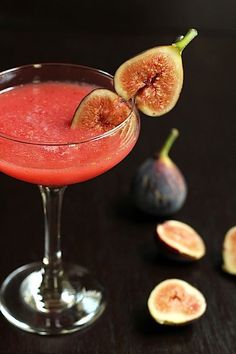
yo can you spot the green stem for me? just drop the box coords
[173,28,198,54]
[159,129,179,158]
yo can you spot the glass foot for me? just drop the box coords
[0,262,106,335]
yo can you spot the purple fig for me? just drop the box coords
[131,129,187,216]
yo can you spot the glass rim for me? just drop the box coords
[0,63,137,146]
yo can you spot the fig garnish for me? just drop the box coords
[71,88,132,132]
[114,29,198,117]
[71,29,197,127]
[148,279,206,325]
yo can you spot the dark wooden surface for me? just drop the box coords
[0,1,236,353]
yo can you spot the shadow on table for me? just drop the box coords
[132,302,194,338]
[110,194,168,224]
[137,238,200,268]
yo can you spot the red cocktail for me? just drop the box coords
[0,81,138,185]
[0,64,140,335]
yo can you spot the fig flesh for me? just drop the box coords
[71,88,132,132]
[223,226,236,275]
[157,220,206,261]
[131,129,187,216]
[114,29,198,117]
[148,279,206,325]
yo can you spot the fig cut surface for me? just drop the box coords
[71,88,132,132]
[148,279,206,325]
[114,46,183,117]
[157,220,205,260]
[223,226,236,275]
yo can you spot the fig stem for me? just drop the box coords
[173,28,198,54]
[159,128,179,158]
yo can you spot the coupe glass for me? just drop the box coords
[0,63,140,335]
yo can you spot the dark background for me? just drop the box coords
[0,1,236,353]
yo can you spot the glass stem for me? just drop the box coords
[38,185,67,307]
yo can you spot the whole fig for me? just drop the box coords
[131,129,187,216]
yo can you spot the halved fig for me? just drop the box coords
[148,279,206,325]
[71,88,132,131]
[156,220,205,261]
[114,29,198,117]
[222,226,236,275]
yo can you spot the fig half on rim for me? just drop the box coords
[114,29,198,117]
[223,226,236,275]
[148,279,207,325]
[71,88,133,132]
[156,220,206,261]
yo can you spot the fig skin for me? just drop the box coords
[131,129,187,216]
[114,29,198,117]
[222,226,236,275]
[148,279,207,325]
[156,220,206,262]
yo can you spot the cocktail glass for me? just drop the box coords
[0,63,140,335]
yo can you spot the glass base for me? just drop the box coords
[0,262,105,335]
